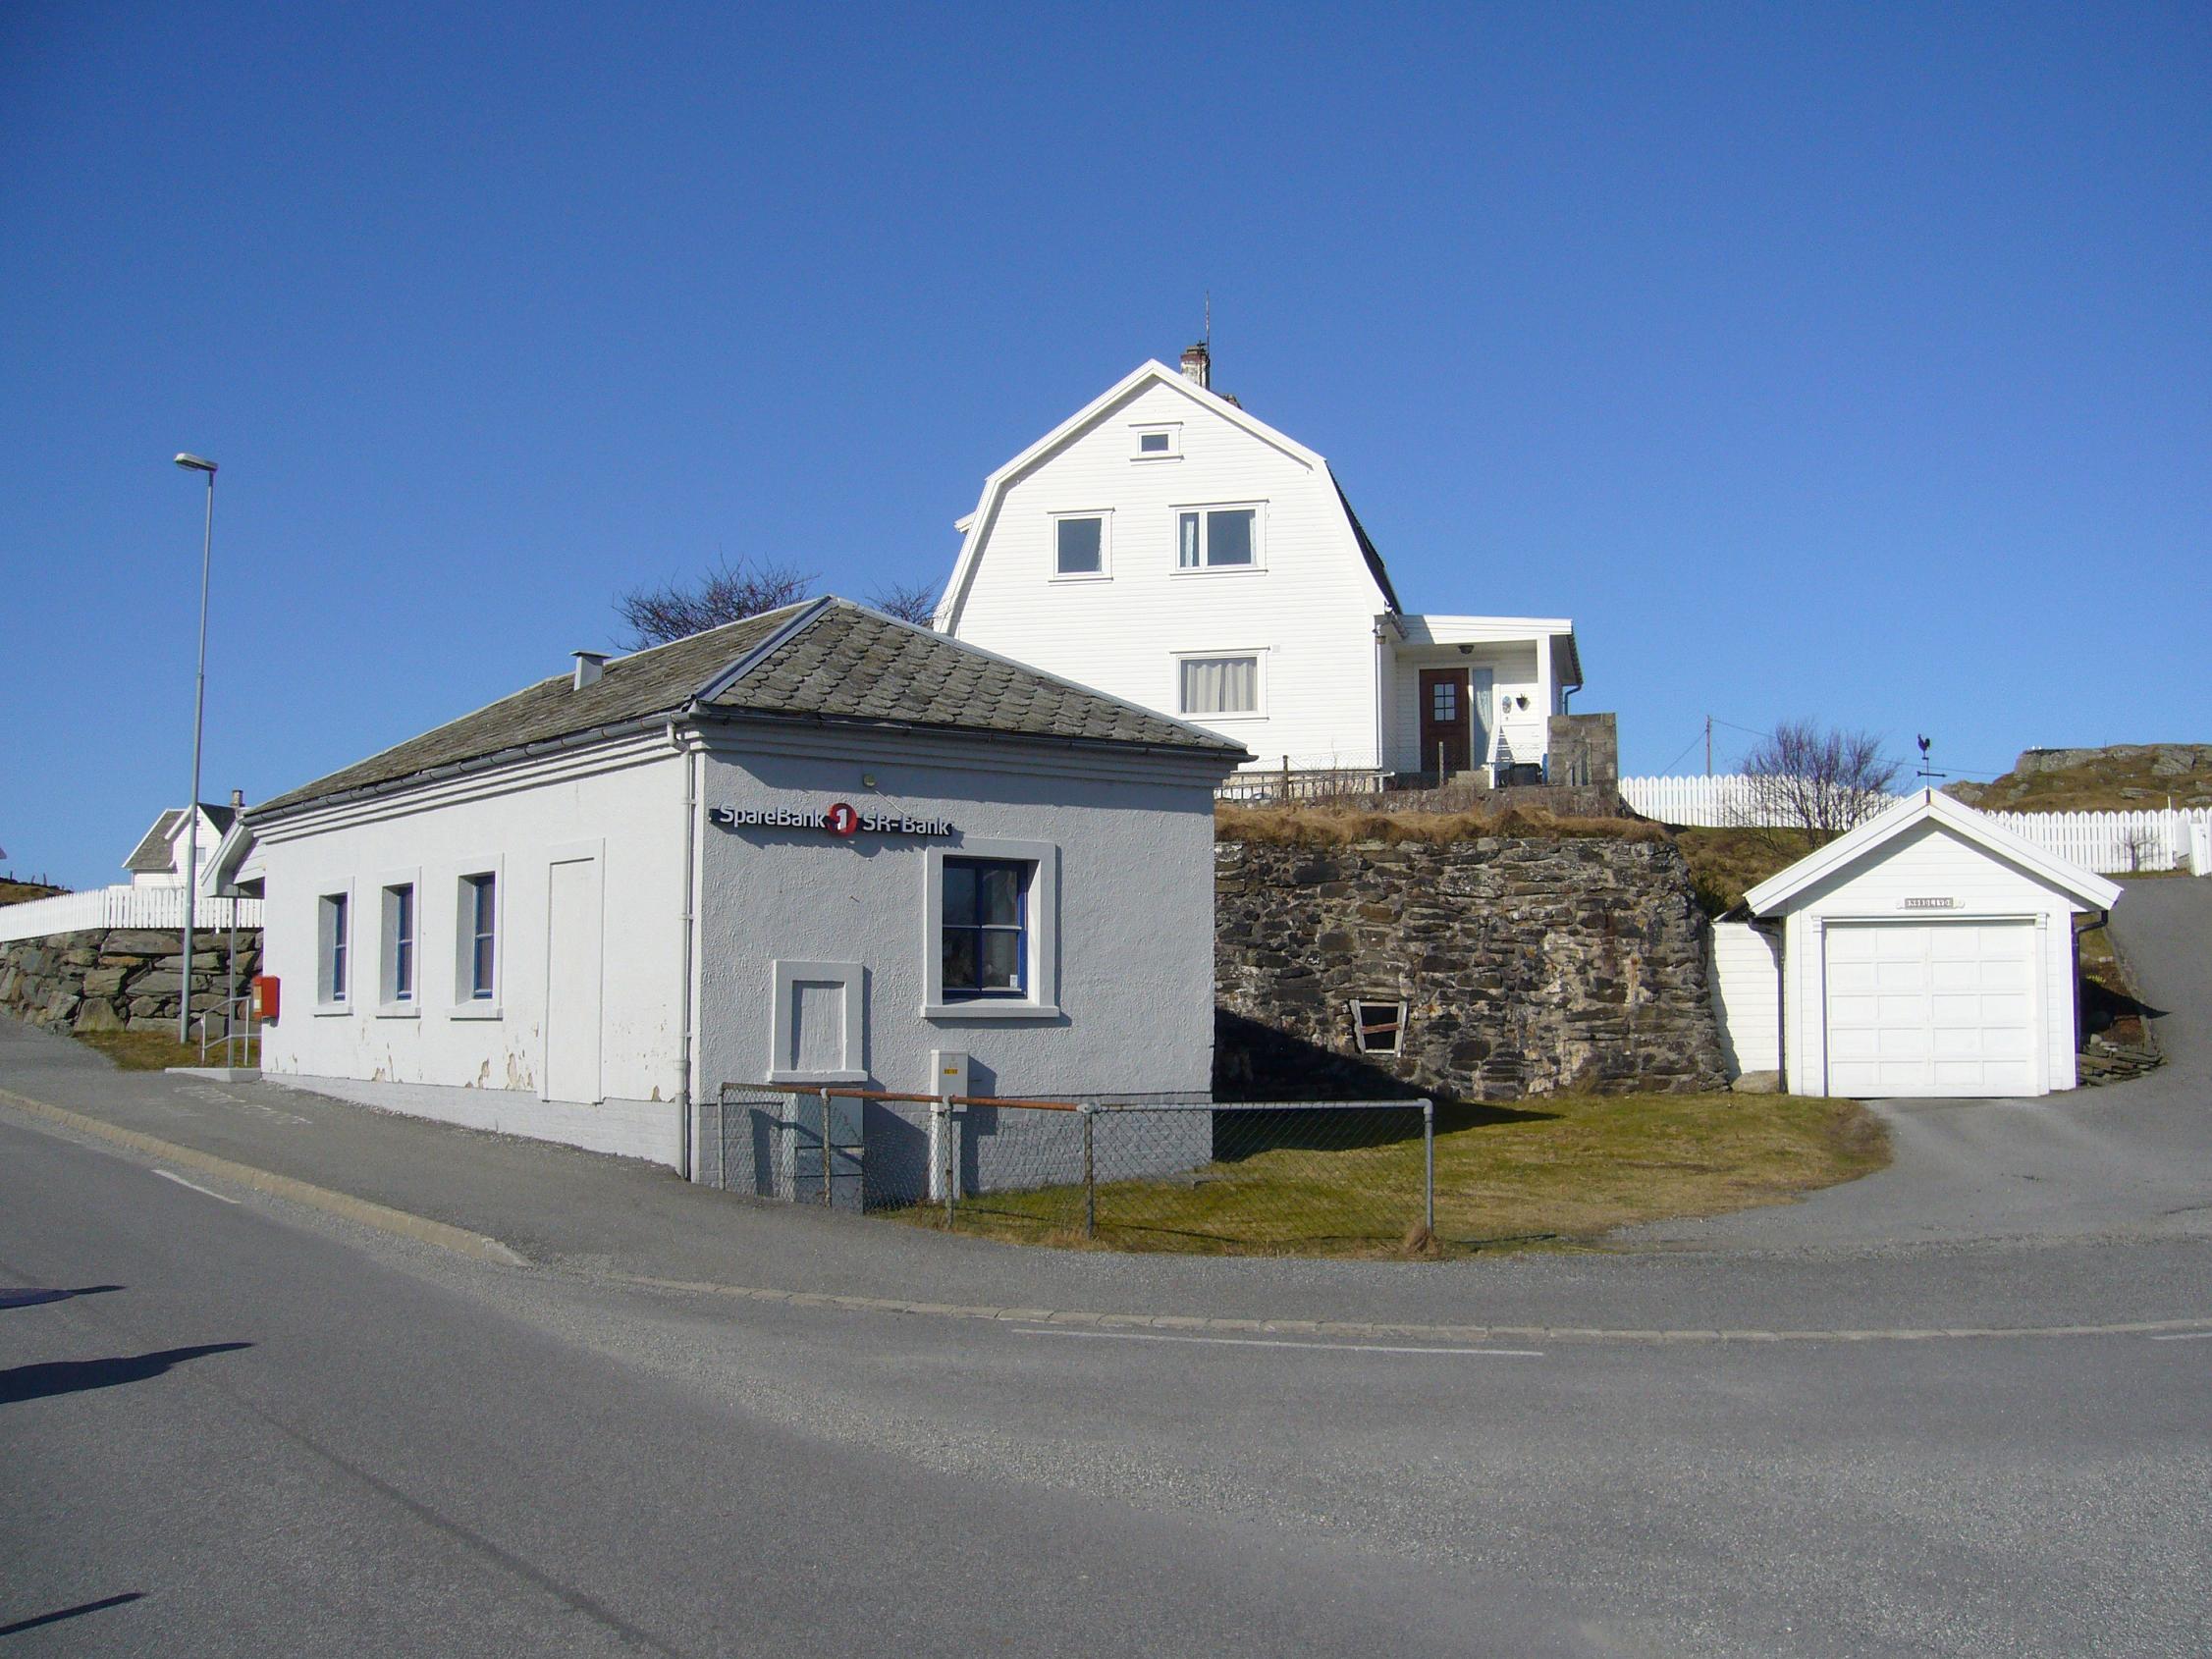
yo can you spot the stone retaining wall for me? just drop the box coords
[0,927,263,1034]
[1214,835,1729,1103]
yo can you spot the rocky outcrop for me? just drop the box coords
[1214,835,1730,1104]
[0,927,262,1034]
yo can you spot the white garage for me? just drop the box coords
[1727,790,2121,1099]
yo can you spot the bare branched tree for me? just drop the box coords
[865,580,941,628]
[616,557,817,649]
[1736,719,1903,847]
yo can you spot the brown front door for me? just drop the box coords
[1418,669,1472,776]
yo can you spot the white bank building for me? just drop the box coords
[247,599,1244,1187]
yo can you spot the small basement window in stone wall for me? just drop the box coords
[1350,998,1407,1056]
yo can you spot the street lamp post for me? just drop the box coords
[174,453,218,1044]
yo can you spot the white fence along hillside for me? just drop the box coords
[0,885,263,945]
[1620,776,2211,876]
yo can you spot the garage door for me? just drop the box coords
[1822,921,2040,1098]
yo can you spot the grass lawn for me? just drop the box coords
[888,1091,1888,1258]
[73,1029,258,1072]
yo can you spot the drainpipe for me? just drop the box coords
[674,721,699,1181]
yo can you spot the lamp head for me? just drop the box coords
[174,454,218,474]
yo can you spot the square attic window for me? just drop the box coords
[1350,998,1407,1056]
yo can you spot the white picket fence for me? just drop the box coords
[1620,776,2211,876]
[0,885,263,945]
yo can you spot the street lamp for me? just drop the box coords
[174,453,218,1044]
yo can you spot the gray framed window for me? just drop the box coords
[1176,506,1258,568]
[941,858,1028,998]
[1054,514,1106,577]
[319,892,350,1004]
[464,873,497,1000]
[384,883,415,1003]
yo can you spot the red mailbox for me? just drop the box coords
[252,975,280,1023]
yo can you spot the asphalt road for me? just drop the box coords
[2,877,2207,1655]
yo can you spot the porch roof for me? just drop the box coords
[1390,615,1582,687]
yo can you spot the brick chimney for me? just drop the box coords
[1179,341,1210,390]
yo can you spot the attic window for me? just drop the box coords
[1350,999,1406,1056]
[1132,424,1180,460]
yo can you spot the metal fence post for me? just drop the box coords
[939,1095,956,1227]
[1422,1098,1435,1236]
[1080,1103,1096,1239]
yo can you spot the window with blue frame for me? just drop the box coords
[464,873,497,999]
[385,883,415,1002]
[940,858,1028,997]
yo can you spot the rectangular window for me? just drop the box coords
[1176,506,1259,569]
[1178,655,1260,717]
[940,858,1029,998]
[385,883,415,1003]
[1350,999,1408,1056]
[320,892,350,1003]
[1132,424,1180,459]
[1054,514,1105,577]
[464,873,497,1000]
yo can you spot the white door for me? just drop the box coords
[544,857,603,1104]
[1822,921,2040,1098]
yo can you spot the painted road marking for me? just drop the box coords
[1015,1327,1543,1358]
[2149,1331,2212,1343]
[153,1169,241,1204]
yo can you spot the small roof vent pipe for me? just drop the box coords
[1179,341,1210,389]
[572,651,609,690]
[230,788,244,809]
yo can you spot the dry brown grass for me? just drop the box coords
[1674,826,1819,916]
[1216,803,1672,848]
[74,1029,258,1071]
[890,1091,1890,1258]
[0,880,65,907]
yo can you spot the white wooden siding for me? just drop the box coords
[946,377,1390,773]
[1388,643,1538,774]
[1773,821,2082,1097]
[1708,921,1781,1076]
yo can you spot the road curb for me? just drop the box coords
[9,1083,2210,1348]
[0,1085,528,1267]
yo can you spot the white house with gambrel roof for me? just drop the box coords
[934,347,1584,784]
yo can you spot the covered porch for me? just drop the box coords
[1383,615,1583,783]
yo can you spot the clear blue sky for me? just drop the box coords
[4,3,2207,888]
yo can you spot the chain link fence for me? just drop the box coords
[703,1086,1437,1258]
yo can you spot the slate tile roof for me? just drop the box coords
[124,810,186,873]
[252,600,1242,818]
[123,804,241,872]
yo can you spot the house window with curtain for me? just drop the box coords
[1175,506,1259,569]
[1053,513,1107,578]
[1177,654,1261,717]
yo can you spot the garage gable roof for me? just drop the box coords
[1744,789,2124,916]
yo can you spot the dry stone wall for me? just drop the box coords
[1215,836,1729,1103]
[0,927,262,1034]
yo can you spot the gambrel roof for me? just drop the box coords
[935,359,1403,631]
[252,598,1246,819]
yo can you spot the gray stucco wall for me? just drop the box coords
[694,728,1226,1128]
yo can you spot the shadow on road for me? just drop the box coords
[0,1591,147,1637]
[0,1285,123,1311]
[0,1342,251,1406]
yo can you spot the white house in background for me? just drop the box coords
[934,346,1584,783]
[124,796,243,890]
[245,598,1243,1183]
[1711,790,2121,1098]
